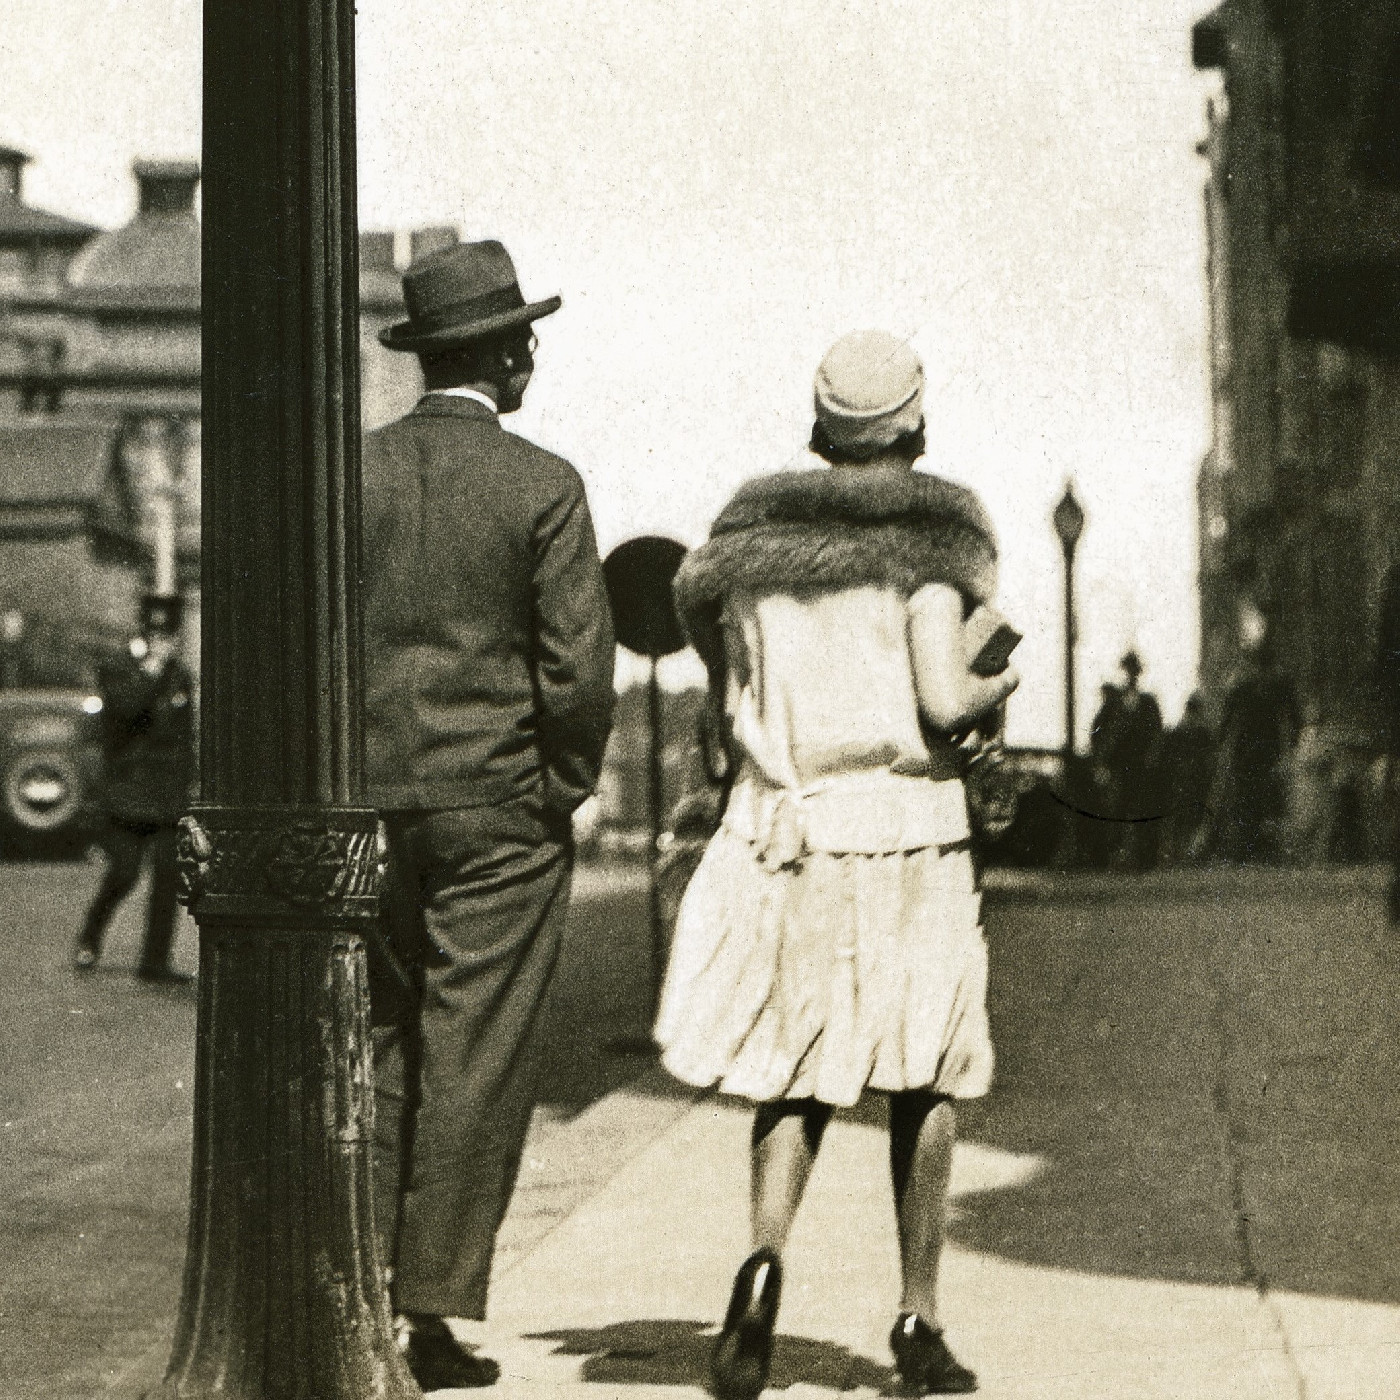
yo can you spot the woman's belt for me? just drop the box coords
[723,765,971,868]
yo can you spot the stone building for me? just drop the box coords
[0,146,450,671]
[1193,0,1400,851]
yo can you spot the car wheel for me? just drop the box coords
[2,747,86,851]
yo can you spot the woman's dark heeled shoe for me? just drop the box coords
[711,1247,782,1400]
[889,1313,977,1394]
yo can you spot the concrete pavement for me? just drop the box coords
[4,860,1400,1397]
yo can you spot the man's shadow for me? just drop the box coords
[528,1319,896,1393]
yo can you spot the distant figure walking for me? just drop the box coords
[74,593,194,982]
[1090,651,1164,869]
[1160,693,1216,864]
[1210,639,1300,863]
[658,332,1018,1397]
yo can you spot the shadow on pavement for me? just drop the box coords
[534,863,696,1116]
[946,880,1400,1307]
[528,1318,893,1392]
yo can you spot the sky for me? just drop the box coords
[0,0,1219,746]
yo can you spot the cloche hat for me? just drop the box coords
[814,330,925,459]
[379,239,561,352]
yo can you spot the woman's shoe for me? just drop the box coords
[711,1247,782,1400]
[889,1313,977,1394]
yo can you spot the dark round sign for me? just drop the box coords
[604,535,689,658]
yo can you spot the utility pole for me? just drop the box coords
[155,1,416,1396]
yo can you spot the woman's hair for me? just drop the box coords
[809,418,927,466]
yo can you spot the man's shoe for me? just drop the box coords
[711,1247,782,1400]
[136,967,194,985]
[889,1313,977,1394]
[74,946,99,971]
[401,1314,500,1391]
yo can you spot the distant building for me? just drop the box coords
[1193,2,1400,746]
[0,419,143,685]
[0,145,451,669]
[0,145,96,300]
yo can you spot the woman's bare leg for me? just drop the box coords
[889,1091,956,1323]
[750,1099,832,1253]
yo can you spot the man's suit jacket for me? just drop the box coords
[97,650,196,824]
[361,394,615,817]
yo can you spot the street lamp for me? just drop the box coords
[1052,482,1085,766]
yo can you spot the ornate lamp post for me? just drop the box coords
[154,1,417,1396]
[1052,482,1086,767]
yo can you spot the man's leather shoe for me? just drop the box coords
[889,1313,977,1394]
[401,1314,500,1391]
[711,1247,782,1400]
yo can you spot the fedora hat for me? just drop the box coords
[379,239,561,352]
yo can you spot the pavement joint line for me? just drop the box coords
[1206,935,1310,1400]
[493,1071,712,1285]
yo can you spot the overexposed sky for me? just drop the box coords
[1,0,1218,745]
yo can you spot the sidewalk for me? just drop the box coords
[12,858,1400,1398]
[477,1094,1289,1400]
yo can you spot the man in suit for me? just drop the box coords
[363,240,615,1390]
[74,593,194,982]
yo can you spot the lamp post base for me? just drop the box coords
[150,924,418,1400]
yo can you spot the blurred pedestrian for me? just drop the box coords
[1160,693,1215,864]
[1375,562,1400,919]
[659,331,1017,1397]
[1091,652,1164,870]
[1209,638,1300,863]
[363,240,615,1391]
[73,593,194,981]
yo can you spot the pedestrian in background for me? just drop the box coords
[659,331,1017,1397]
[362,240,615,1391]
[1209,637,1300,863]
[73,593,193,981]
[1090,651,1164,870]
[1375,562,1400,919]
[1161,693,1216,864]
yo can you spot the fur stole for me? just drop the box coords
[674,465,998,675]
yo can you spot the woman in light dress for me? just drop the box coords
[657,331,1019,1398]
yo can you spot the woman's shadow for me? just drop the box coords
[528,1318,898,1393]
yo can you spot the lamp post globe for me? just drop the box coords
[1052,482,1085,774]
[1053,482,1085,557]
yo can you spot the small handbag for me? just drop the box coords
[962,735,1021,841]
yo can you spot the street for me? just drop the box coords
[2,858,1399,1398]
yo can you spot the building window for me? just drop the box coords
[1318,379,1367,492]
[18,338,63,414]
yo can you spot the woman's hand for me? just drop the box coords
[909,584,1020,732]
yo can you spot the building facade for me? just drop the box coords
[1194,0,1400,853]
[0,145,449,671]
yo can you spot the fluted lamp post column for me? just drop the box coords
[154,1,417,1396]
[1052,482,1085,770]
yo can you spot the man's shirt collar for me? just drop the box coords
[430,386,498,413]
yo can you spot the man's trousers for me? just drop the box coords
[370,801,572,1320]
[77,818,180,973]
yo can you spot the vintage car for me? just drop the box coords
[0,687,105,856]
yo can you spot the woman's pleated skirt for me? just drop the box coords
[654,825,994,1108]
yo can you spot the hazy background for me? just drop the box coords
[0,0,1218,746]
